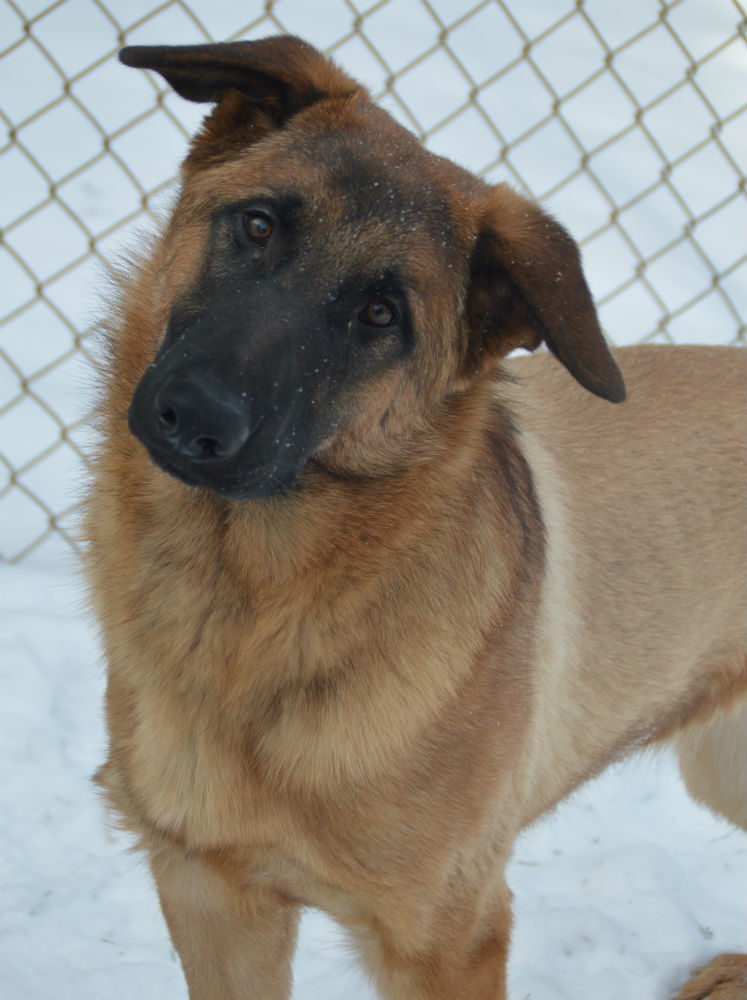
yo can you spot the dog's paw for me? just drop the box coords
[672,954,747,1000]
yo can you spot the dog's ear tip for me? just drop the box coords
[607,378,627,404]
[118,46,135,66]
[596,377,627,404]
[118,45,148,67]
[591,349,627,403]
[585,359,627,403]
[550,339,627,404]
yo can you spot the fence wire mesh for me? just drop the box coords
[1,0,745,561]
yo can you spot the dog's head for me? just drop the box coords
[121,36,625,500]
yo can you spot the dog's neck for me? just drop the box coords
[213,375,536,590]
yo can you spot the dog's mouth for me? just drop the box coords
[132,422,303,500]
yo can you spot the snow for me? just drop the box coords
[1,1,745,998]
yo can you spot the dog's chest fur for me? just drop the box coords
[92,420,543,898]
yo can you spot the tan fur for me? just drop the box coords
[675,699,747,830]
[672,955,747,1000]
[87,37,747,1000]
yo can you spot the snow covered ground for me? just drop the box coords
[1,0,745,997]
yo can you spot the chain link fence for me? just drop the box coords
[1,0,745,562]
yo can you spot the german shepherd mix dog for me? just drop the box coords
[86,36,746,1000]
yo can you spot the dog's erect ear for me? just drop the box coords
[467,184,625,403]
[119,35,361,124]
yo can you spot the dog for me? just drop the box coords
[85,35,747,1000]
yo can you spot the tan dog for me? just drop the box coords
[85,36,747,999]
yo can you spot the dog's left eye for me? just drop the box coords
[359,299,398,328]
[243,211,273,245]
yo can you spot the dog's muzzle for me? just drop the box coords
[127,359,265,497]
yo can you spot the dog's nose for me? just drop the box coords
[153,371,251,462]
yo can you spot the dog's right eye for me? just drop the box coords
[359,298,398,329]
[242,212,273,246]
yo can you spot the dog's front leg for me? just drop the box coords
[364,878,512,1000]
[149,842,299,1000]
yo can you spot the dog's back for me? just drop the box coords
[503,344,746,822]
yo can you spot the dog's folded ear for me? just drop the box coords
[467,184,626,403]
[119,35,362,131]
